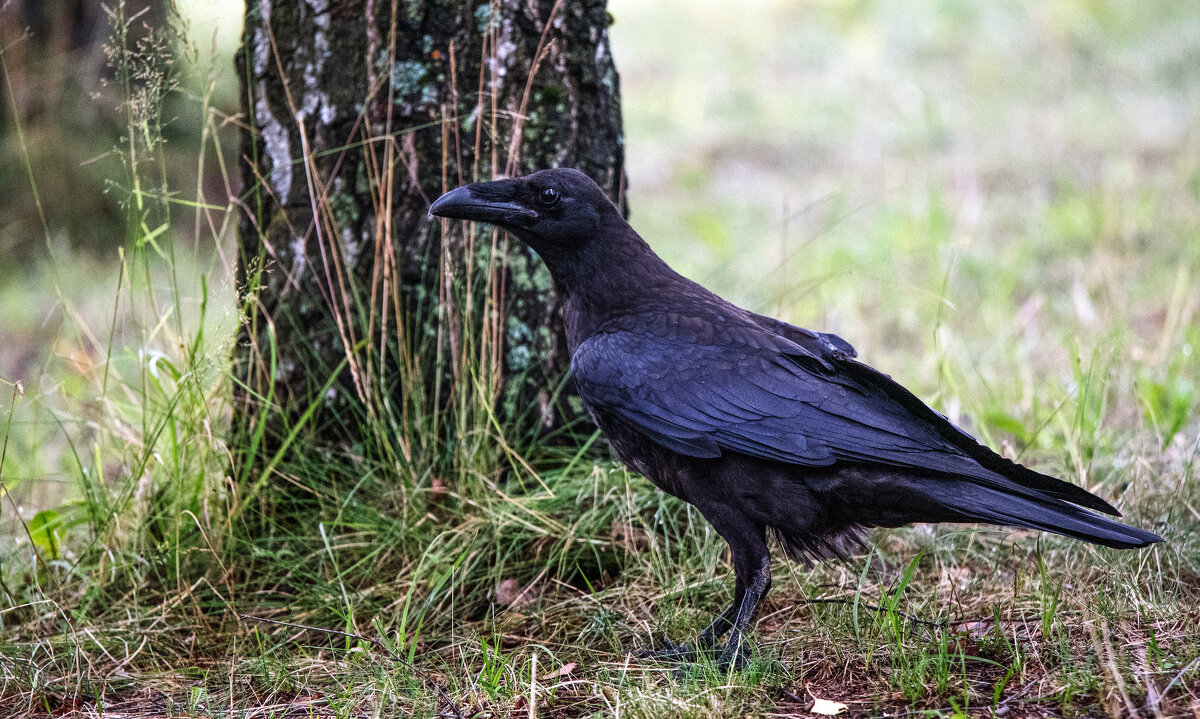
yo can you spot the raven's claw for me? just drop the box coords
[636,642,700,664]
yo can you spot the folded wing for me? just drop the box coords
[572,321,1119,516]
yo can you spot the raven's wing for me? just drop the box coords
[573,326,960,468]
[572,320,1118,515]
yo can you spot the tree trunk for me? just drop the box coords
[233,0,625,468]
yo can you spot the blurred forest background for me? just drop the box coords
[1,0,1198,715]
[4,0,1197,521]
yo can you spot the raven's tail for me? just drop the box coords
[933,481,1161,549]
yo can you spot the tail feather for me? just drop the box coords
[936,483,1161,549]
[960,451,1121,517]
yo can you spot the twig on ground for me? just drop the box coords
[1146,655,1200,713]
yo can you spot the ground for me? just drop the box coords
[1,0,1199,716]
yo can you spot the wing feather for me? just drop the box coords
[571,323,1112,512]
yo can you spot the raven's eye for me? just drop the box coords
[538,188,561,207]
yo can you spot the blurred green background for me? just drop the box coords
[2,0,1198,533]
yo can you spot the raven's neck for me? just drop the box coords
[541,226,710,353]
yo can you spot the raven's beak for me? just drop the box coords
[429,183,538,228]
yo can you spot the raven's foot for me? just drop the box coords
[635,642,702,664]
[636,639,754,676]
[714,639,751,671]
[663,643,756,680]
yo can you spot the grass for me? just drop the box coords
[2,0,1200,716]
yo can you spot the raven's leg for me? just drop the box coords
[694,510,771,669]
[715,550,771,669]
[636,583,743,662]
[694,592,743,648]
[639,514,771,669]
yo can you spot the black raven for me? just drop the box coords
[429,168,1162,669]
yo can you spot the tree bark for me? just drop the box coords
[233,0,625,465]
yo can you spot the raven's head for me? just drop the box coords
[429,168,620,255]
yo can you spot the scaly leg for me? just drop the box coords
[640,511,771,671]
[715,552,771,669]
[637,587,743,662]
